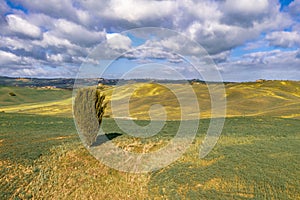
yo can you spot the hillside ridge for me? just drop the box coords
[0,79,299,119]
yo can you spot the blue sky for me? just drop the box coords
[0,0,299,81]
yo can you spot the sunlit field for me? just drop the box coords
[0,81,299,199]
[2,80,300,119]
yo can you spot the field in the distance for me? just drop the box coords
[2,80,300,119]
[0,86,72,117]
[0,80,299,199]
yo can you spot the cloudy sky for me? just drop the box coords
[0,0,299,81]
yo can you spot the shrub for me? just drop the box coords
[9,92,16,96]
[73,88,107,147]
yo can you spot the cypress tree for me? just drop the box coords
[74,88,107,147]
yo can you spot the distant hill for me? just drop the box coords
[0,76,75,89]
[0,85,72,117]
[0,77,299,119]
[102,80,300,120]
[225,80,300,119]
[0,76,230,89]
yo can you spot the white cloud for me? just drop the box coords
[146,35,204,56]
[210,51,231,63]
[0,50,21,65]
[266,31,300,48]
[186,21,257,54]
[0,65,78,78]
[4,0,292,56]
[243,40,268,51]
[53,19,106,47]
[105,0,175,22]
[124,47,182,62]
[220,49,300,81]
[33,32,75,49]
[0,36,33,52]
[76,9,91,25]
[0,1,9,13]
[6,15,42,39]
[0,0,298,80]
[0,1,10,24]
[12,0,77,22]
[106,33,132,50]
[287,0,300,19]
[224,0,269,15]
[168,0,291,55]
[47,53,64,62]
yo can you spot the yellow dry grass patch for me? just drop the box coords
[35,136,76,143]
[113,138,167,153]
[280,81,287,85]
[0,159,9,167]
[1,98,72,117]
[2,80,300,120]
[203,177,223,190]
[0,160,34,199]
[25,143,150,199]
[104,83,210,120]
[16,78,30,82]
[281,113,300,119]
[104,81,300,120]
[202,176,255,199]
[200,155,225,167]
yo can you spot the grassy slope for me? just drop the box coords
[1,81,300,199]
[103,80,300,119]
[0,86,71,106]
[0,113,77,199]
[0,113,299,199]
[0,86,72,117]
[225,81,300,118]
[1,80,300,119]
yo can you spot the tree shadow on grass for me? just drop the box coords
[91,133,122,147]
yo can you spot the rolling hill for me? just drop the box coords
[0,86,72,117]
[1,80,300,199]
[1,80,300,119]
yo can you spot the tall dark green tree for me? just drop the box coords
[74,88,107,147]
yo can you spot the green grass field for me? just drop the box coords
[0,86,71,107]
[0,86,72,117]
[1,115,299,199]
[0,81,300,199]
